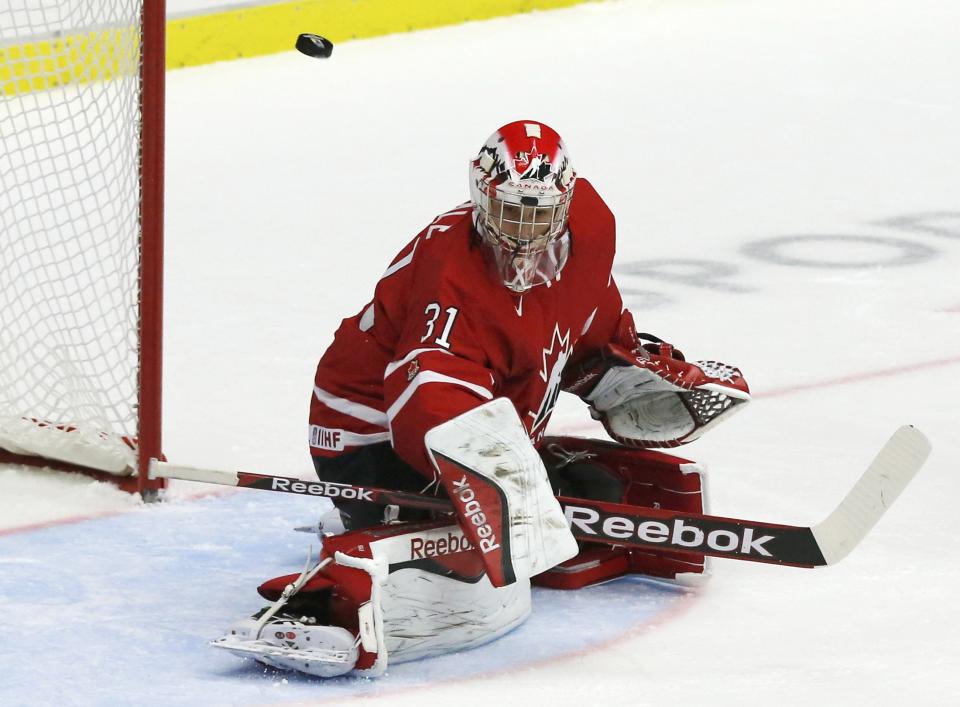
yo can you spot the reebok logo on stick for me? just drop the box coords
[565,505,776,558]
[270,477,374,501]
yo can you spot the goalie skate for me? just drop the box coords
[212,615,358,678]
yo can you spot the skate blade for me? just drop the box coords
[211,636,356,678]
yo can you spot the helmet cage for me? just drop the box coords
[469,121,576,293]
[472,185,573,293]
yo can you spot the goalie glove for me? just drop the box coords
[564,335,750,448]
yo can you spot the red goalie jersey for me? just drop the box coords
[309,178,626,479]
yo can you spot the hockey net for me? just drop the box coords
[0,1,165,495]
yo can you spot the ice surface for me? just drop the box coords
[0,491,690,705]
[2,0,959,704]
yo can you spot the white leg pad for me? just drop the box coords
[382,568,531,665]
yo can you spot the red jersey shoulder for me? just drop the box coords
[398,205,491,309]
[379,205,474,283]
[412,204,477,273]
[566,178,616,286]
[378,204,470,271]
[569,178,615,234]
[371,204,486,344]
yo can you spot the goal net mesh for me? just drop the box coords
[0,1,144,474]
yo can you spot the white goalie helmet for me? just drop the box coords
[469,120,577,292]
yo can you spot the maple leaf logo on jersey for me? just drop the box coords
[528,324,571,435]
[407,359,420,381]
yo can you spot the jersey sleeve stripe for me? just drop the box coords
[381,237,419,279]
[383,347,453,378]
[581,307,598,335]
[313,385,389,427]
[386,371,493,423]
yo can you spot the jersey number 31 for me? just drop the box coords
[421,303,459,349]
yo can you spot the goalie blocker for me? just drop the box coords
[426,397,578,587]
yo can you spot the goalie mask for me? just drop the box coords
[469,121,577,293]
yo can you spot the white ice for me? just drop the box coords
[2,0,960,704]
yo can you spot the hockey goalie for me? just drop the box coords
[213,121,750,677]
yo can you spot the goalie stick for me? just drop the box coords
[151,426,930,568]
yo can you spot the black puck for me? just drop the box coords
[295,33,333,59]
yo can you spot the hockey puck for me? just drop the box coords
[295,33,333,59]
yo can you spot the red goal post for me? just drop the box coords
[0,2,167,498]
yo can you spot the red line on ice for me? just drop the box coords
[0,507,133,537]
[0,486,234,537]
[552,353,960,437]
[757,354,960,399]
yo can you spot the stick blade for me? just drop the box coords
[812,425,931,565]
[150,460,241,486]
